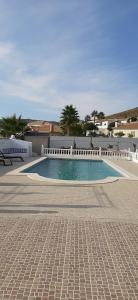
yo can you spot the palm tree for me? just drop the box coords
[91,110,98,117]
[0,114,28,138]
[60,105,80,136]
[84,114,91,122]
[98,112,105,119]
[91,110,98,124]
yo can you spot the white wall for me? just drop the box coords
[99,121,109,128]
[25,135,49,154]
[113,129,138,138]
[0,139,32,157]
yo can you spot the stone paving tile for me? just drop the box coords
[0,180,138,221]
[0,216,138,300]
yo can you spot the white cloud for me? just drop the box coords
[0,42,14,59]
[0,40,137,118]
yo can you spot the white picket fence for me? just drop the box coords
[41,146,129,160]
[128,151,138,163]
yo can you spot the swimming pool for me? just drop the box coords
[22,158,123,181]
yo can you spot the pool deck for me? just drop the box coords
[0,158,138,299]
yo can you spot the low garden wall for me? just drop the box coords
[50,136,138,151]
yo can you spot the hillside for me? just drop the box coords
[23,119,59,125]
[106,107,138,119]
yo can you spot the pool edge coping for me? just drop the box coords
[6,156,138,185]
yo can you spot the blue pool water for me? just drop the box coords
[23,159,123,181]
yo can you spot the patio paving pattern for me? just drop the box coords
[0,217,138,300]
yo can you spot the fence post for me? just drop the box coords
[70,146,73,156]
[99,147,101,157]
[41,144,44,156]
[127,149,132,161]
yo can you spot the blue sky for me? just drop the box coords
[0,0,138,120]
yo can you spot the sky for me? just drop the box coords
[0,0,138,121]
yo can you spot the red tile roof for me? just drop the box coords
[28,121,61,134]
[114,122,138,130]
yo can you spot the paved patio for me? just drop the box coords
[0,158,138,299]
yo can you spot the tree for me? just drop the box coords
[108,122,115,136]
[90,110,98,124]
[0,114,28,138]
[60,105,80,136]
[98,112,105,119]
[127,117,137,123]
[70,124,84,136]
[84,114,91,122]
[90,110,105,123]
[91,110,98,117]
[83,122,98,136]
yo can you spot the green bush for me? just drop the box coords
[115,131,125,137]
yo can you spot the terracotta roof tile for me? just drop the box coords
[114,122,138,130]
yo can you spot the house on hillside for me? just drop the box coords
[94,118,127,135]
[25,121,61,154]
[28,121,62,135]
[113,123,138,137]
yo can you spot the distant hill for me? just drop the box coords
[22,119,38,123]
[106,107,138,119]
[23,119,59,125]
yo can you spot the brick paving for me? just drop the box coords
[0,216,138,300]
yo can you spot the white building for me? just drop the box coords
[95,119,127,135]
[113,122,138,137]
